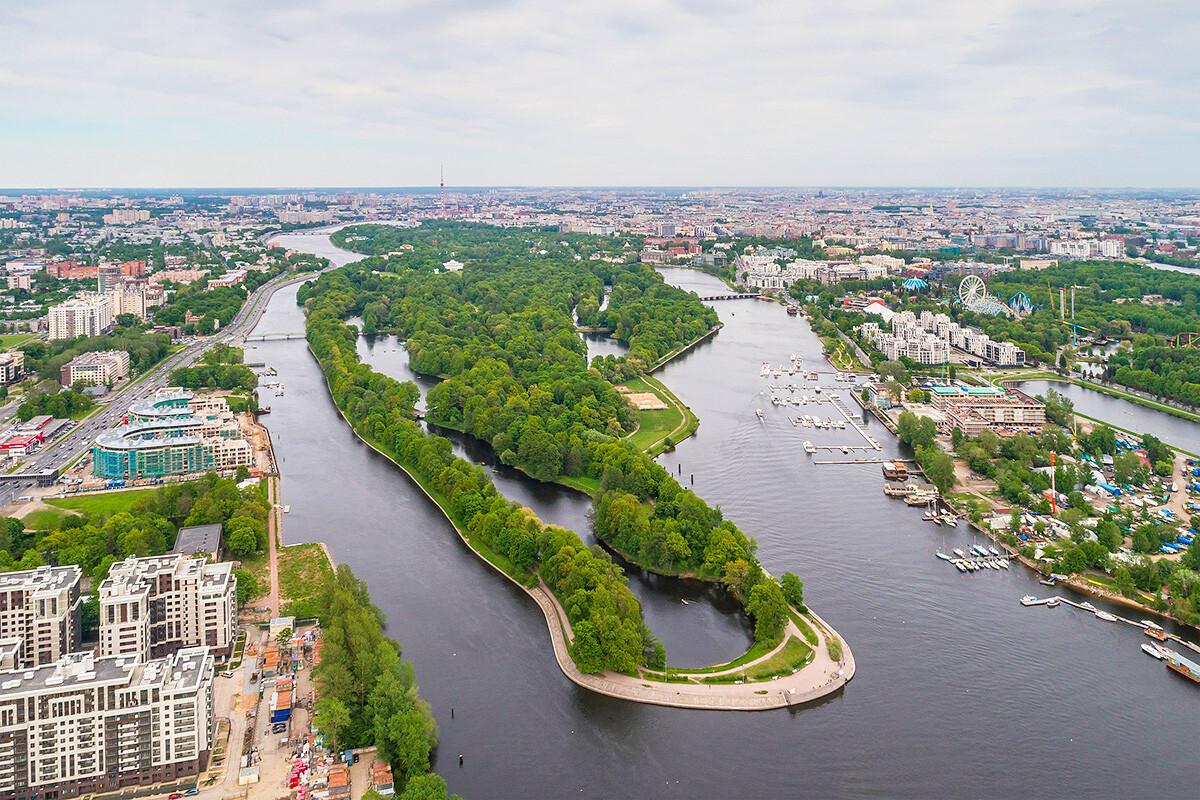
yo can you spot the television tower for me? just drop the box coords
[439,165,445,217]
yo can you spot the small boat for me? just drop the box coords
[941,514,958,526]
[1141,620,1164,632]
[1096,611,1117,622]
[936,551,951,561]
[988,547,1000,557]
[756,409,765,422]
[1145,627,1168,641]
[283,505,291,513]
[680,599,690,605]
[1142,643,1165,659]
[1021,596,1039,606]
[804,441,815,454]
[998,559,1010,569]
[1046,598,1061,607]
[953,548,966,558]
[1039,577,1056,586]
[787,306,799,317]
[1079,602,1096,612]
[972,545,989,557]
[955,562,968,573]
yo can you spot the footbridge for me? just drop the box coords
[697,293,762,301]
[244,332,306,342]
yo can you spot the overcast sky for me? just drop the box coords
[1,0,1197,188]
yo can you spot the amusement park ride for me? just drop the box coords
[955,275,1041,318]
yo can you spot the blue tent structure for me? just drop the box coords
[902,278,928,291]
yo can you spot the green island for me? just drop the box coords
[294,222,852,706]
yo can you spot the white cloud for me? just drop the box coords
[0,0,1196,186]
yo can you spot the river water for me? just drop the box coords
[255,234,1197,799]
[1013,380,1200,449]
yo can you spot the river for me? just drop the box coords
[254,233,1197,799]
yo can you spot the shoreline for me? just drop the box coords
[300,339,856,711]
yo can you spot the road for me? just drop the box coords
[14,266,330,482]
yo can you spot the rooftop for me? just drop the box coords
[0,646,212,696]
[173,523,223,556]
[0,564,81,595]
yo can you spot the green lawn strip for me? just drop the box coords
[555,474,601,496]
[788,609,819,646]
[47,487,160,517]
[276,542,334,604]
[697,637,813,684]
[652,637,776,677]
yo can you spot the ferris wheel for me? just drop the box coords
[958,275,987,307]
[957,274,1014,316]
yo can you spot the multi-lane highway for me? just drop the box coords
[14,265,328,480]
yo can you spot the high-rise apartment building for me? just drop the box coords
[0,647,215,799]
[99,556,237,661]
[0,566,82,669]
[47,294,112,341]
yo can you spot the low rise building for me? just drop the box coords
[0,647,214,799]
[99,555,237,661]
[0,352,23,385]
[0,566,82,669]
[930,385,1046,434]
[92,391,253,480]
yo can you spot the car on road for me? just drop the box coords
[271,722,287,734]
[184,789,199,796]
[168,793,184,799]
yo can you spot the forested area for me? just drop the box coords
[1105,345,1200,408]
[0,474,269,618]
[21,331,171,381]
[169,363,258,391]
[306,222,804,667]
[17,388,93,420]
[311,566,451,798]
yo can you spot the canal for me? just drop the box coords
[253,233,1197,799]
[1014,379,1200,451]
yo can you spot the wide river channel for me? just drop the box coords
[253,231,1197,799]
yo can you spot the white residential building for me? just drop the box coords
[0,647,215,798]
[48,294,112,341]
[99,556,237,662]
[0,566,82,669]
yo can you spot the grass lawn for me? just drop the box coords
[620,375,684,452]
[238,550,270,601]
[47,487,159,518]
[0,334,34,348]
[744,636,813,681]
[21,507,76,530]
[277,542,333,605]
[555,474,601,496]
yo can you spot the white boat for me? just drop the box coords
[1096,610,1117,622]
[1080,602,1096,612]
[953,548,966,558]
[1142,643,1165,659]
[1021,596,1039,606]
[803,441,815,454]
[1046,598,1061,607]
[941,514,958,526]
[283,505,290,513]
[988,546,1000,557]
[680,599,689,605]
[936,551,951,560]
[756,409,765,421]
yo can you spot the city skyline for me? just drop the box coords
[2,0,1197,188]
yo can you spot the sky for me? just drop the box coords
[1,0,1197,188]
